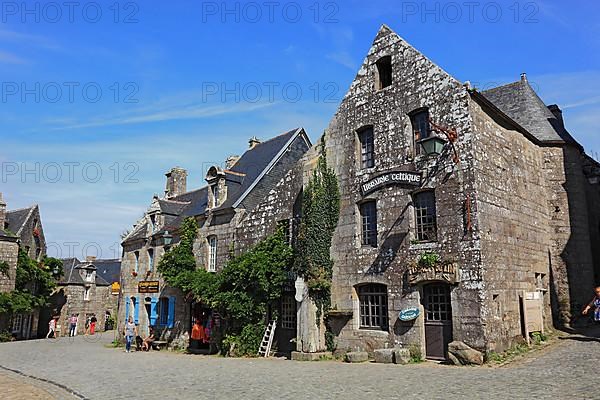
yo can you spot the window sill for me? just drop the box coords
[357,328,389,335]
[409,241,439,251]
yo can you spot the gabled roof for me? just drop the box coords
[5,206,36,235]
[158,199,190,216]
[482,77,580,147]
[217,128,307,210]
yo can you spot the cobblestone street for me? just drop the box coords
[0,330,598,400]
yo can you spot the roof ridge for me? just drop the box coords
[7,205,37,213]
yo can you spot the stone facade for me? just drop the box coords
[118,129,311,350]
[236,25,600,358]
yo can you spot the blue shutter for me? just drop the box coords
[125,298,130,322]
[149,298,158,326]
[134,296,140,324]
[167,296,176,328]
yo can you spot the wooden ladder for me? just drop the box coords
[258,320,277,357]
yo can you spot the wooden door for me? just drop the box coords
[423,283,453,360]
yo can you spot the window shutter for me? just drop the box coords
[134,297,140,324]
[149,298,158,326]
[167,296,176,328]
[125,298,130,322]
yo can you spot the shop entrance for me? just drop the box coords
[423,283,453,360]
[189,302,218,353]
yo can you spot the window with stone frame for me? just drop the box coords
[208,236,217,272]
[413,190,438,242]
[85,270,93,282]
[375,55,392,90]
[410,108,431,156]
[358,283,388,330]
[360,200,378,247]
[280,294,297,330]
[211,184,219,208]
[357,126,375,169]
[134,251,140,273]
[148,248,154,271]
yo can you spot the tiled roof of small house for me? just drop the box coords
[59,258,111,286]
[94,259,121,284]
[482,78,580,147]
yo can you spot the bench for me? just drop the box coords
[151,340,168,351]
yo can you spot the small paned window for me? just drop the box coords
[358,284,388,330]
[360,201,378,247]
[413,191,437,242]
[358,127,375,169]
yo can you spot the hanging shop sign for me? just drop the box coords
[138,280,160,293]
[408,263,458,285]
[398,307,420,322]
[360,171,422,196]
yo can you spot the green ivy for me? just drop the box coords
[0,249,60,316]
[157,217,294,356]
[0,260,9,276]
[293,135,340,321]
[417,252,440,268]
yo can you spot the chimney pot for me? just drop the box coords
[165,167,188,198]
[520,72,528,82]
[248,136,261,149]
[86,256,96,262]
[225,155,240,169]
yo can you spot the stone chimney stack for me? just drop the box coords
[249,136,261,149]
[548,104,564,127]
[0,193,6,230]
[165,167,188,199]
[225,155,240,169]
[86,255,97,263]
[520,72,528,82]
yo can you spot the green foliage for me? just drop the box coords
[157,217,199,285]
[417,252,440,268]
[0,260,9,276]
[157,216,293,356]
[0,249,58,316]
[530,331,547,345]
[0,330,13,342]
[409,344,423,363]
[293,136,341,320]
[325,329,336,352]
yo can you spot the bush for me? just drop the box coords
[409,344,423,363]
[0,331,14,342]
[222,323,264,357]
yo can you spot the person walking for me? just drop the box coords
[582,286,600,322]
[69,314,77,337]
[123,316,137,353]
[90,314,97,335]
[46,317,56,339]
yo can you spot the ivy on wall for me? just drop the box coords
[0,250,61,315]
[157,216,293,356]
[293,136,341,320]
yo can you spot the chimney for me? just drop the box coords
[520,72,528,82]
[86,255,96,263]
[248,136,261,149]
[165,167,188,199]
[548,104,564,127]
[0,193,6,230]
[225,155,240,169]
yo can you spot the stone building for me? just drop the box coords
[0,194,48,340]
[46,257,119,336]
[247,25,600,360]
[119,129,311,350]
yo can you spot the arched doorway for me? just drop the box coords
[422,283,453,360]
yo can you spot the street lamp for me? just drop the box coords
[163,231,173,246]
[418,136,447,156]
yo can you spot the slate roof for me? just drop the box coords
[158,199,190,216]
[482,78,580,146]
[5,206,35,234]
[59,258,111,286]
[217,128,301,210]
[94,259,121,284]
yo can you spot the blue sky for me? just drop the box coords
[1,0,598,259]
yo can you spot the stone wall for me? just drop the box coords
[470,98,553,352]
[0,240,18,293]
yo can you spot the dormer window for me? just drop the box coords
[85,270,94,282]
[410,108,431,156]
[150,214,157,233]
[206,166,226,208]
[375,56,392,90]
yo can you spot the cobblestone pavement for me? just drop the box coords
[0,330,598,400]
